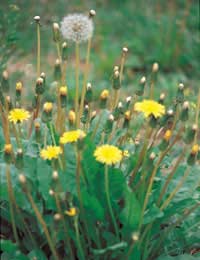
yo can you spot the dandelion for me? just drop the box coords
[134,99,165,118]
[65,207,77,217]
[40,146,62,160]
[4,144,12,154]
[60,130,86,144]
[8,108,30,124]
[60,13,94,43]
[94,144,122,165]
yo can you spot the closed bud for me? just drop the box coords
[184,124,197,144]
[136,76,146,96]
[68,110,76,126]
[123,110,131,128]
[176,83,185,104]
[104,114,114,133]
[122,47,128,54]
[53,22,60,42]
[90,110,97,122]
[52,171,59,180]
[180,101,189,121]
[34,16,40,22]
[158,93,165,104]
[100,89,109,108]
[149,152,156,160]
[159,130,172,150]
[152,62,159,72]
[49,189,55,196]
[59,86,68,108]
[35,77,44,95]
[112,70,121,90]
[89,9,96,18]
[1,70,10,93]
[42,102,53,123]
[4,144,12,155]
[187,144,199,165]
[54,213,61,221]
[62,42,67,60]
[85,82,93,103]
[16,81,22,92]
[81,104,89,124]
[15,148,24,169]
[54,59,62,81]
[18,174,26,184]
[132,232,139,241]
[5,96,12,110]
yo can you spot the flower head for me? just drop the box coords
[40,146,62,160]
[134,99,165,118]
[8,108,30,124]
[94,144,122,165]
[60,13,94,43]
[60,130,86,144]
[65,207,77,217]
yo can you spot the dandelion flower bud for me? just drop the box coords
[180,101,189,121]
[43,102,53,113]
[61,13,94,43]
[2,70,9,80]
[140,76,146,84]
[136,76,146,96]
[49,189,55,196]
[184,124,197,144]
[149,152,156,160]
[54,59,62,81]
[59,86,68,108]
[1,70,10,93]
[152,62,159,72]
[52,171,59,180]
[53,22,60,42]
[4,144,12,154]
[85,82,93,103]
[100,89,109,109]
[89,9,96,18]
[54,213,61,221]
[187,144,199,165]
[122,47,128,54]
[123,110,131,128]
[178,83,184,90]
[62,42,68,60]
[34,16,40,22]
[42,102,53,123]
[35,77,44,95]
[158,93,166,104]
[113,70,120,90]
[104,114,114,133]
[81,104,89,124]
[18,174,26,184]
[132,232,139,241]
[34,121,40,131]
[90,110,97,122]
[16,81,22,92]
[68,110,76,125]
[126,96,132,103]
[114,66,119,72]
[5,96,12,110]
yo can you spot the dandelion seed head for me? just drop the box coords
[60,13,94,43]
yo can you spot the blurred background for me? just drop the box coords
[0,0,199,103]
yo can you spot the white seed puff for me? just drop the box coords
[60,13,94,43]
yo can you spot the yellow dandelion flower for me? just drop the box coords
[94,144,122,165]
[59,86,68,96]
[60,129,86,144]
[65,207,77,217]
[40,146,62,160]
[8,108,30,124]
[134,99,165,118]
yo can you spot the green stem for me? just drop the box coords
[6,165,19,245]
[160,166,190,211]
[104,165,120,240]
[37,23,41,77]
[74,217,85,260]
[54,193,74,260]
[26,191,60,260]
[75,42,80,128]
[79,38,92,119]
[49,123,63,170]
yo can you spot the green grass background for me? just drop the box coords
[0,0,199,102]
